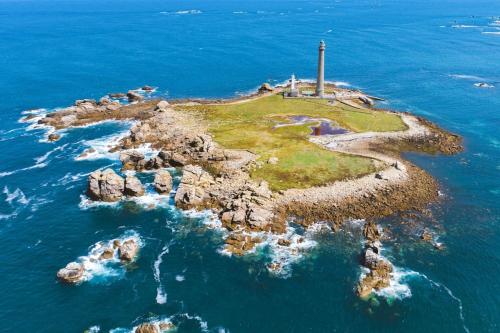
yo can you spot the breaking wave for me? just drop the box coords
[449,74,489,81]
[154,241,173,304]
[216,222,322,278]
[73,230,143,283]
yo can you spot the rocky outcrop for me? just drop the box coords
[258,83,273,93]
[174,165,215,209]
[118,239,139,262]
[87,169,125,202]
[124,175,145,197]
[153,170,173,194]
[356,221,393,298]
[224,233,262,255]
[363,220,380,243]
[120,151,146,171]
[57,262,84,283]
[155,100,170,112]
[135,324,158,333]
[420,228,433,242]
[219,180,278,234]
[37,98,158,130]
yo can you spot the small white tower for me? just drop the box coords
[289,74,299,97]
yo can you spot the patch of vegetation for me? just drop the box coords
[183,94,404,190]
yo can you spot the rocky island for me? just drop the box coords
[30,76,462,298]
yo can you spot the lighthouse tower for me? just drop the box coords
[316,40,326,98]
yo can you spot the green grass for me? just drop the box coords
[183,94,405,191]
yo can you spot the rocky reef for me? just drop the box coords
[356,221,394,298]
[57,235,140,284]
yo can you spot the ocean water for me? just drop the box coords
[0,0,499,332]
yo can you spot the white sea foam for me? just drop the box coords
[217,223,319,278]
[233,11,247,14]
[412,272,470,333]
[54,171,91,187]
[449,73,488,81]
[482,31,500,35]
[3,186,30,206]
[79,195,121,210]
[0,212,17,220]
[175,274,185,282]
[75,230,143,283]
[451,24,479,29]
[0,159,47,178]
[87,326,100,333]
[374,266,418,299]
[176,9,202,15]
[474,82,495,88]
[154,242,172,304]
[76,130,157,162]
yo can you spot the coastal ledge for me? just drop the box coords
[30,82,462,292]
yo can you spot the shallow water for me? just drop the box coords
[0,0,499,332]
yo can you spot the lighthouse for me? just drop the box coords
[316,40,326,97]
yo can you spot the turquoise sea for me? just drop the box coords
[0,0,499,332]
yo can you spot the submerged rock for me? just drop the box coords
[124,175,145,197]
[119,239,139,262]
[153,170,173,194]
[57,262,84,283]
[141,85,154,91]
[109,92,126,99]
[87,169,125,202]
[48,133,61,142]
[420,228,433,242]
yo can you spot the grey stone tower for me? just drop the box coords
[316,40,326,97]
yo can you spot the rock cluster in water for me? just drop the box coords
[356,221,393,298]
[57,237,140,284]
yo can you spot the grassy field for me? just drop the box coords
[183,94,406,191]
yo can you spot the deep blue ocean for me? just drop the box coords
[0,0,499,332]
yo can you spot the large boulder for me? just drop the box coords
[87,169,125,202]
[135,323,159,333]
[120,150,146,171]
[174,165,215,208]
[155,100,170,112]
[124,175,145,197]
[57,262,84,283]
[119,239,139,262]
[247,206,273,230]
[153,170,173,194]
